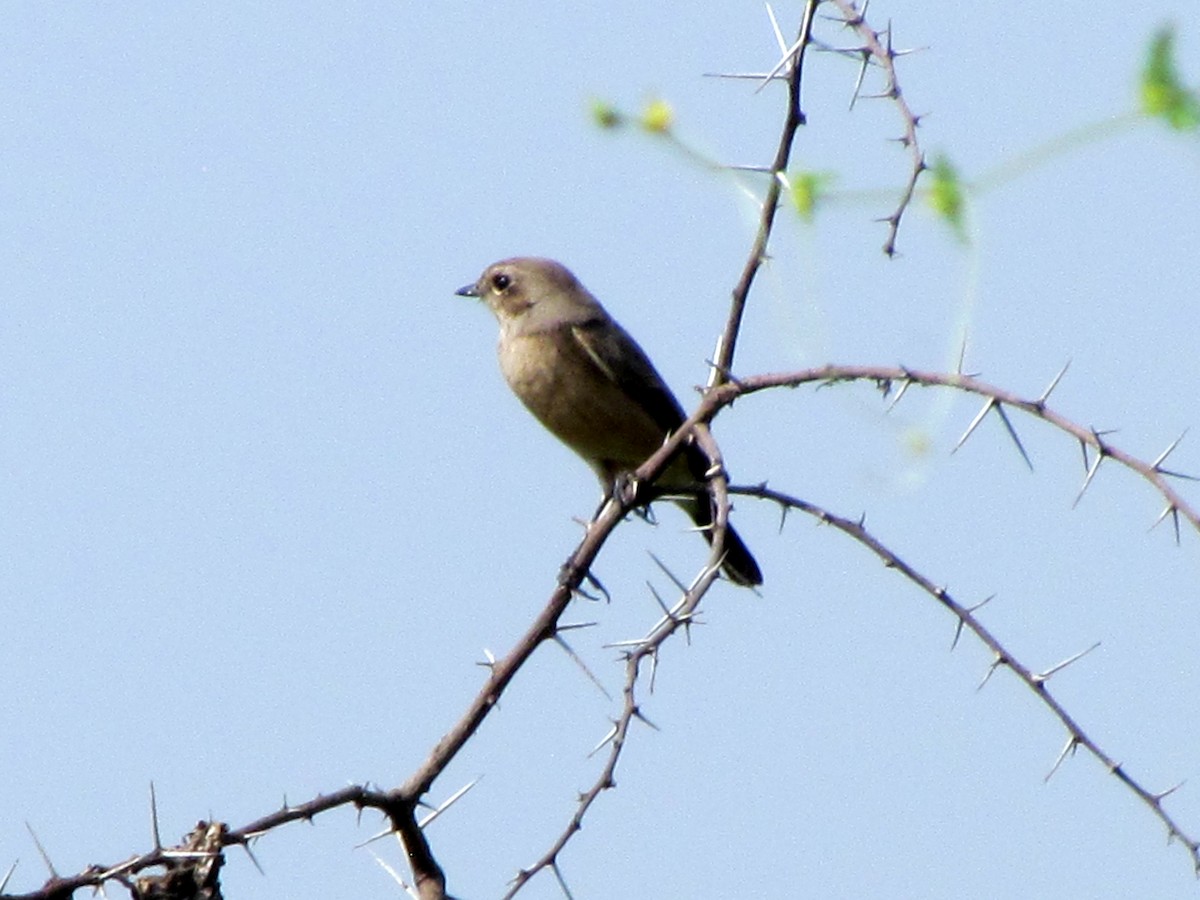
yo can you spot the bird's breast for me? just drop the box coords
[497,329,675,479]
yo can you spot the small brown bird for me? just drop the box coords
[456,257,762,586]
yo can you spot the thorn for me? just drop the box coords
[553,633,612,700]
[647,581,670,617]
[1156,467,1200,482]
[856,89,898,101]
[648,552,689,594]
[1045,737,1080,782]
[849,51,870,110]
[579,570,611,603]
[354,826,396,850]
[1072,450,1105,508]
[885,377,912,411]
[558,621,599,632]
[476,647,498,671]
[953,397,995,453]
[703,71,784,81]
[588,721,619,758]
[1149,504,1182,545]
[724,163,776,173]
[994,403,1033,470]
[1034,642,1101,683]
[368,849,419,899]
[24,824,57,879]
[1039,360,1071,404]
[967,594,995,614]
[240,840,265,875]
[605,637,652,650]
[1154,780,1187,803]
[951,595,994,650]
[951,618,965,650]
[704,341,741,390]
[753,42,801,93]
[756,30,807,93]
[0,860,16,894]
[765,2,788,55]
[956,331,969,375]
[811,40,865,60]
[149,782,163,850]
[552,859,576,900]
[977,655,1005,691]
[631,706,661,731]
[419,777,483,829]
[1152,429,1188,470]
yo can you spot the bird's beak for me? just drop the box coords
[455,282,480,298]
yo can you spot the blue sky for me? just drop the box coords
[2,3,1199,898]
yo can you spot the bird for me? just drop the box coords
[456,257,762,586]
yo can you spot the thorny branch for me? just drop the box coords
[714,0,819,381]
[502,561,722,899]
[5,4,1197,899]
[7,350,1193,900]
[502,428,737,898]
[826,0,927,255]
[714,0,926,383]
[697,364,1200,534]
[734,484,1200,873]
[504,358,1199,895]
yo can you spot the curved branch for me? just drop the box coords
[695,363,1200,535]
[736,483,1200,874]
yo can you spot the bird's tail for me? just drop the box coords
[677,496,763,587]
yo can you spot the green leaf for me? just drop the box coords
[787,170,831,222]
[927,155,968,242]
[1140,26,1200,131]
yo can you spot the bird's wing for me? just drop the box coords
[569,318,688,434]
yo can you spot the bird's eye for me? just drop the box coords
[491,272,512,292]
